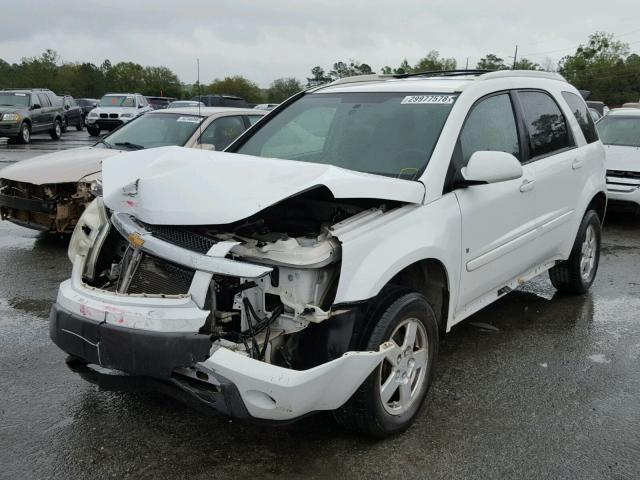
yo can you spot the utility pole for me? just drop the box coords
[512,45,518,69]
[465,57,469,69]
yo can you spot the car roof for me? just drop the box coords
[606,108,640,117]
[148,107,267,116]
[314,70,567,94]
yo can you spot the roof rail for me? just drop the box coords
[478,70,567,82]
[393,69,493,79]
[327,74,395,86]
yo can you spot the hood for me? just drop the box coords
[0,147,123,185]
[0,106,21,114]
[604,144,640,173]
[92,106,139,115]
[102,146,426,225]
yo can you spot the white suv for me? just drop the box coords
[85,93,152,136]
[50,70,606,437]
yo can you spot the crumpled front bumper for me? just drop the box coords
[51,267,391,422]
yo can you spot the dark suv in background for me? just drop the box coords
[0,89,64,144]
[60,95,85,131]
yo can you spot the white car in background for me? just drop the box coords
[85,93,153,136]
[598,108,640,214]
[50,70,606,437]
[0,107,265,232]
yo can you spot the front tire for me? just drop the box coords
[76,116,85,131]
[16,122,31,144]
[549,210,601,294]
[87,125,100,136]
[62,117,68,133]
[49,119,62,140]
[333,292,438,438]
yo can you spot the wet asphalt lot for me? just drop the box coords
[0,131,639,480]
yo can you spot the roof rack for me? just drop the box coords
[478,70,566,82]
[393,69,493,79]
[328,74,396,86]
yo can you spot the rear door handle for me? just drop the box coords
[572,159,583,170]
[519,179,536,192]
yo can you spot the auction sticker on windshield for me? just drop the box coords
[176,116,203,123]
[401,95,456,105]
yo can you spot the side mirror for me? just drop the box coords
[461,151,523,185]
[65,105,70,110]
[31,104,41,110]
[199,143,216,151]
[138,104,144,109]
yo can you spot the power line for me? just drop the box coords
[520,29,640,58]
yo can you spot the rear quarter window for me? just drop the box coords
[561,91,599,144]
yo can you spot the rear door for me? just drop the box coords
[515,90,581,262]
[454,92,541,313]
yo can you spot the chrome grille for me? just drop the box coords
[99,113,108,118]
[607,170,640,180]
[126,253,195,295]
[141,223,217,254]
[109,113,118,119]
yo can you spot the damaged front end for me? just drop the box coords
[50,189,398,421]
[0,178,93,233]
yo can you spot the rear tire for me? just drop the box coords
[333,292,438,438]
[87,126,100,137]
[62,117,68,133]
[49,119,62,140]
[549,210,601,294]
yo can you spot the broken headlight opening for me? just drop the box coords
[68,197,110,280]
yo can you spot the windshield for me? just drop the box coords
[97,113,204,150]
[597,116,640,147]
[0,92,30,107]
[99,95,136,107]
[168,101,200,108]
[234,92,456,178]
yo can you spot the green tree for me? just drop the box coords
[266,77,303,102]
[381,59,412,75]
[142,66,181,97]
[513,58,541,70]
[206,75,264,103]
[477,54,507,70]
[559,32,639,104]
[414,50,457,71]
[306,66,332,87]
[328,60,373,80]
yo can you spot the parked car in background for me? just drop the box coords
[168,100,205,109]
[588,108,602,122]
[253,103,279,111]
[0,89,64,144]
[587,100,607,116]
[76,98,98,116]
[0,107,266,232]
[598,108,640,214]
[147,96,176,110]
[50,70,606,437]
[60,95,84,131]
[85,93,153,136]
[622,102,640,109]
[192,94,248,108]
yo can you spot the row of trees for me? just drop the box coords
[0,33,638,105]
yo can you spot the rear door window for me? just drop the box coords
[561,91,598,144]
[517,91,573,159]
[199,116,246,150]
[38,93,51,107]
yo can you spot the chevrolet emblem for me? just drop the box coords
[127,232,145,249]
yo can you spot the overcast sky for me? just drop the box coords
[1,0,638,87]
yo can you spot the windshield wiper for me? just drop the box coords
[96,139,113,149]
[114,142,145,150]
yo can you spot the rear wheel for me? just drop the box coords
[549,210,601,294]
[333,292,438,437]
[87,125,100,136]
[49,119,62,140]
[62,117,68,133]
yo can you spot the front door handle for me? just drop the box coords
[519,179,536,193]
[572,158,583,170]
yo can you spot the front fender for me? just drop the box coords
[333,194,461,327]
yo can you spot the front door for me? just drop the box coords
[454,92,541,314]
